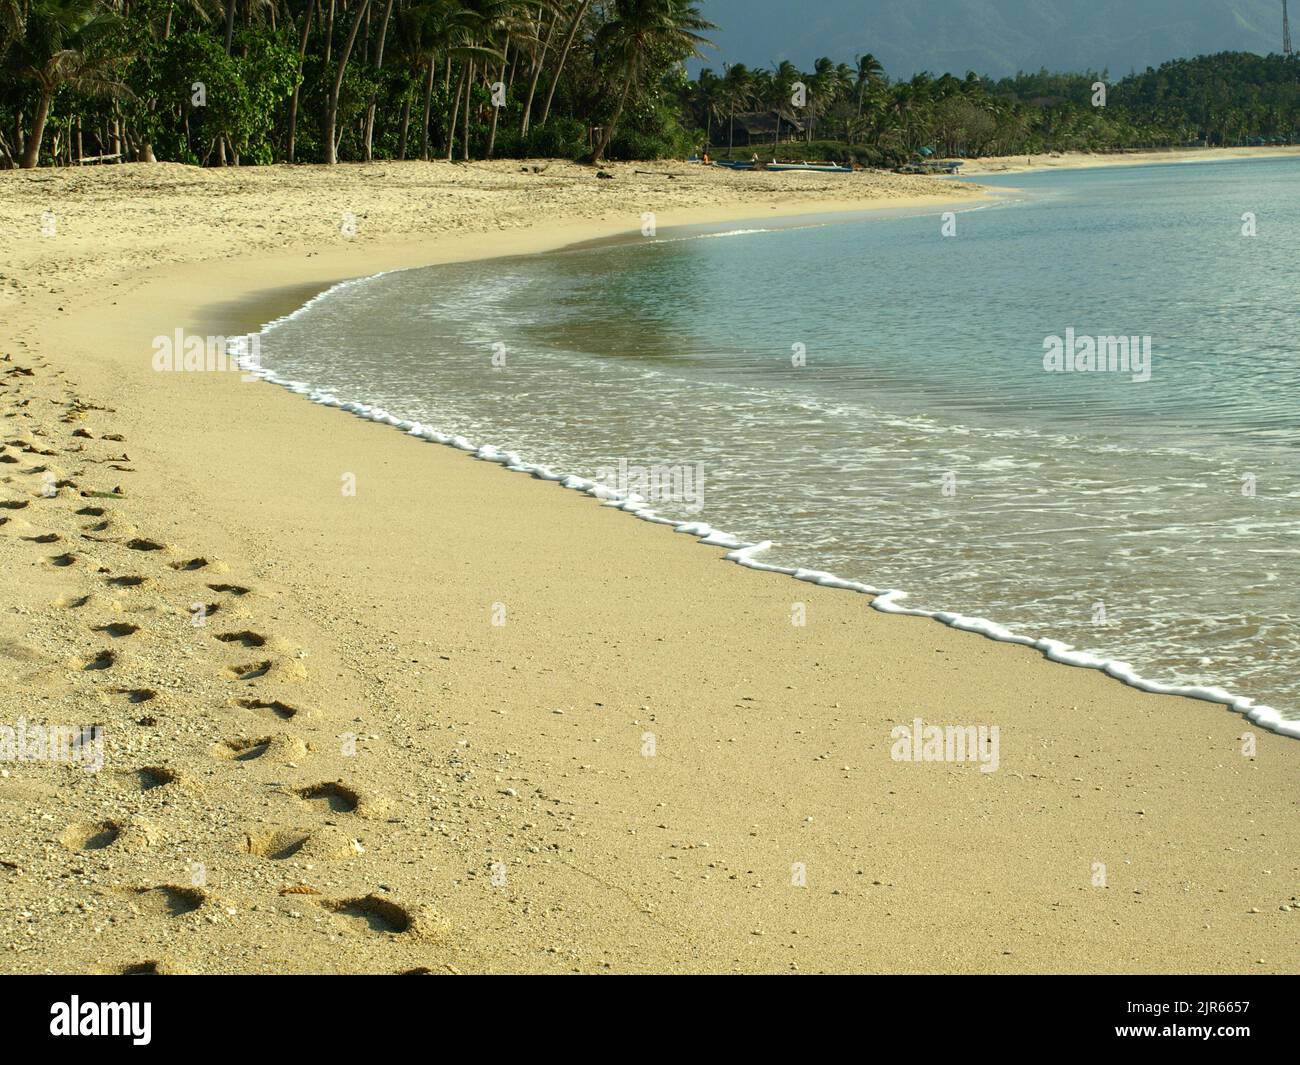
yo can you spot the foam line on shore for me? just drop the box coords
[227,261,1297,743]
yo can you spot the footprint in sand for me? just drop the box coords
[320,896,448,942]
[322,895,413,934]
[124,538,168,553]
[170,556,226,572]
[61,814,158,853]
[127,766,181,792]
[212,733,307,762]
[56,592,112,610]
[229,659,272,680]
[214,736,272,761]
[94,622,140,638]
[112,687,157,704]
[215,630,266,649]
[59,821,121,851]
[0,500,30,510]
[48,552,79,567]
[295,781,361,814]
[244,825,358,861]
[82,519,137,542]
[106,574,149,588]
[234,697,305,722]
[127,885,207,918]
[226,656,305,683]
[21,532,59,544]
[81,649,117,671]
[115,961,184,975]
[207,582,252,597]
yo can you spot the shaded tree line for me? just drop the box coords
[0,0,712,167]
[687,51,1300,165]
[4,0,1297,170]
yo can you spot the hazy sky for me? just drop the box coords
[692,0,1289,79]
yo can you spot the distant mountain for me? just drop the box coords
[694,0,1291,79]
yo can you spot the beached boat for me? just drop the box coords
[765,162,853,173]
[712,159,757,170]
[896,160,964,175]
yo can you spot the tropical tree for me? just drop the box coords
[536,0,589,129]
[587,0,712,162]
[10,0,128,168]
[322,0,370,163]
[719,60,750,149]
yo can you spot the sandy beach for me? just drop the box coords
[2,159,1297,975]
[959,144,1300,175]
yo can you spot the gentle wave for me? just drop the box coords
[226,259,1299,742]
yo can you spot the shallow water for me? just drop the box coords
[255,158,1300,723]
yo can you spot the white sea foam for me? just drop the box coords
[227,361,1297,743]
[225,212,1298,744]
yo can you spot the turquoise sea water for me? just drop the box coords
[255,158,1300,724]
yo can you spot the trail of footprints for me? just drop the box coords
[2,357,426,968]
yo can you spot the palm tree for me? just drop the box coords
[767,59,799,147]
[1,0,25,61]
[323,0,372,164]
[806,55,842,142]
[693,66,724,148]
[362,0,397,161]
[536,0,590,128]
[854,52,883,119]
[720,61,752,151]
[518,3,554,137]
[466,0,534,158]
[435,0,518,161]
[11,0,128,169]
[588,0,713,163]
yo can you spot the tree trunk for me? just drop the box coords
[521,11,558,137]
[399,93,411,159]
[421,55,438,160]
[363,0,395,161]
[287,1,313,163]
[591,68,633,163]
[21,90,52,169]
[462,59,474,160]
[445,63,465,161]
[223,0,237,51]
[540,0,591,127]
[486,47,508,157]
[324,0,372,164]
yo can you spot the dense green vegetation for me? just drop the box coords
[1,0,1297,169]
[691,52,1300,167]
[0,0,713,167]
